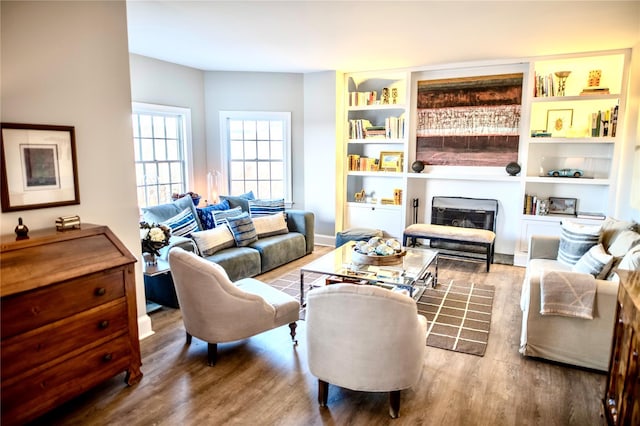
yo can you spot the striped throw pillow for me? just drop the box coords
[162,208,199,238]
[212,207,243,227]
[249,198,285,218]
[191,226,235,256]
[557,221,601,266]
[226,212,258,247]
[572,243,614,279]
[253,212,288,238]
[196,199,231,230]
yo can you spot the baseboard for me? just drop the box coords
[138,313,155,340]
[314,233,335,247]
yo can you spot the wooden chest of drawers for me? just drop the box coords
[0,224,142,425]
[604,269,640,426]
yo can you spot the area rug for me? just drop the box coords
[417,280,495,356]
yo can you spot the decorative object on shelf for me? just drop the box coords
[1,123,80,212]
[547,168,583,178]
[393,188,402,205]
[391,88,398,104]
[505,162,521,176]
[531,130,552,137]
[537,199,549,216]
[381,87,390,104]
[379,151,403,172]
[55,215,81,231]
[14,217,29,239]
[140,221,171,264]
[546,109,573,137]
[172,191,201,206]
[548,197,577,215]
[206,170,222,204]
[554,71,571,96]
[587,69,602,87]
[411,160,425,173]
[354,189,366,203]
[580,69,609,95]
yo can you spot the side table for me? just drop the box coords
[143,257,180,309]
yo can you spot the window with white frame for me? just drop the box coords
[132,103,192,208]
[220,111,292,202]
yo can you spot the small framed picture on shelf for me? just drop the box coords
[546,109,573,137]
[548,197,577,215]
[379,151,403,172]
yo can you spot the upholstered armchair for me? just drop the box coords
[306,284,427,418]
[167,247,300,366]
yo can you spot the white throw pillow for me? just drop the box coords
[618,244,640,271]
[191,226,235,256]
[253,212,288,238]
[572,243,614,279]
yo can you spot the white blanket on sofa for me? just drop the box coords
[540,270,596,320]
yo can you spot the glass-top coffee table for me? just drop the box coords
[299,241,438,305]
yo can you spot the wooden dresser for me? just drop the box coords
[0,224,143,425]
[603,269,639,426]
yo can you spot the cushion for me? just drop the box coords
[557,221,601,266]
[142,195,203,231]
[618,244,640,270]
[599,217,635,249]
[212,206,243,227]
[191,226,235,256]
[572,243,614,279]
[162,208,199,238]
[219,191,255,212]
[249,198,285,217]
[226,212,258,247]
[196,199,231,230]
[253,212,289,238]
[607,230,640,258]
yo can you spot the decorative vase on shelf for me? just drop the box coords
[144,252,158,266]
[505,162,521,176]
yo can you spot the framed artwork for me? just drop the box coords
[546,109,573,137]
[548,197,577,215]
[1,123,80,212]
[379,151,403,172]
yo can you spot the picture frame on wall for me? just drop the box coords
[379,151,403,172]
[548,197,577,215]
[546,109,574,137]
[1,123,80,212]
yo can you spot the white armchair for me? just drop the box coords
[306,284,427,418]
[167,247,300,366]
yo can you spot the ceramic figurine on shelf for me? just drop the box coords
[15,217,29,239]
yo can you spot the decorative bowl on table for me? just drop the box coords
[352,237,405,265]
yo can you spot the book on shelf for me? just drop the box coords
[576,211,606,220]
[580,87,610,96]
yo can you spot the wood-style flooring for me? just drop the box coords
[30,246,608,425]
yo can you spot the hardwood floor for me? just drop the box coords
[30,246,607,425]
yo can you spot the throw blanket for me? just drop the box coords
[540,270,596,319]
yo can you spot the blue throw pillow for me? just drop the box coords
[226,212,258,247]
[219,191,255,212]
[142,195,203,231]
[162,208,199,238]
[196,200,231,230]
[248,198,285,218]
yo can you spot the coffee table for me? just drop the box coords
[299,241,438,305]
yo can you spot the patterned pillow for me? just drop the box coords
[557,221,601,266]
[219,191,255,212]
[572,243,614,279]
[191,226,235,256]
[226,212,258,247]
[249,198,285,218]
[162,208,199,237]
[196,200,231,230]
[212,207,243,227]
[253,212,289,238]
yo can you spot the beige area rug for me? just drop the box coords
[417,280,495,356]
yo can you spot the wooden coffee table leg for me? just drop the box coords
[299,270,305,306]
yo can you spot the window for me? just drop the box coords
[132,103,192,208]
[220,111,292,202]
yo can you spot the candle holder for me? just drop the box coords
[554,71,571,96]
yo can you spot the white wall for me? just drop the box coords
[203,72,305,206]
[1,1,152,337]
[129,54,207,196]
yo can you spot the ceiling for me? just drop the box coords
[126,1,640,73]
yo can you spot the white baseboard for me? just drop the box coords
[138,313,155,340]
[314,233,335,247]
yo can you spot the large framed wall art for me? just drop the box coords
[415,73,523,167]
[1,123,80,212]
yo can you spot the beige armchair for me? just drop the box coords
[167,247,300,366]
[306,284,427,418]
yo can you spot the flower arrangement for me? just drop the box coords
[172,191,201,206]
[140,222,171,256]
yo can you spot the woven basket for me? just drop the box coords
[351,249,406,266]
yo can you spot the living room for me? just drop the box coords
[2,1,640,424]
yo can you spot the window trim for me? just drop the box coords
[219,111,292,204]
[132,102,194,205]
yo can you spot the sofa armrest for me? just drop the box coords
[286,210,315,254]
[159,235,197,259]
[529,235,560,260]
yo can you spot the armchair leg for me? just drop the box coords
[186,332,192,345]
[318,379,329,407]
[289,322,298,345]
[207,343,218,366]
[389,390,401,419]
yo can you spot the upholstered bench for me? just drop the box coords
[403,224,496,272]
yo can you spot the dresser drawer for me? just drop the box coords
[1,334,132,426]
[1,300,129,381]
[1,268,125,338]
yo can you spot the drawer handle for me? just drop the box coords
[95,287,106,296]
[103,353,113,362]
[633,351,638,359]
[98,320,110,329]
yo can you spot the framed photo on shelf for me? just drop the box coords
[546,109,573,137]
[548,197,577,215]
[379,151,403,172]
[1,123,80,212]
